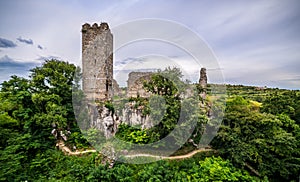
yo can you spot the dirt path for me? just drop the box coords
[56,141,214,159]
[56,142,261,175]
[165,148,214,159]
[124,148,214,160]
[56,141,96,155]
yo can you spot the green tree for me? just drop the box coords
[262,90,300,124]
[212,96,300,181]
[188,156,258,182]
[143,67,183,138]
[0,59,88,180]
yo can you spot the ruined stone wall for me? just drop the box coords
[199,68,207,100]
[121,102,152,129]
[112,79,122,97]
[82,22,113,101]
[127,72,152,98]
[199,68,207,88]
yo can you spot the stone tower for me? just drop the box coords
[82,22,113,101]
[199,68,207,100]
[199,68,207,88]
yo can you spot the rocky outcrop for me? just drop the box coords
[121,102,152,129]
[88,103,119,138]
[87,100,154,138]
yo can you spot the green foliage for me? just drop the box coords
[261,90,300,124]
[128,96,150,115]
[212,96,300,181]
[137,161,175,181]
[116,124,151,144]
[148,95,166,122]
[105,101,115,113]
[67,129,90,149]
[188,156,258,181]
[83,128,106,149]
[127,130,150,144]
[143,66,186,96]
[171,97,208,147]
[87,155,258,182]
[116,67,192,145]
[1,60,299,181]
[0,59,88,180]
[143,67,182,138]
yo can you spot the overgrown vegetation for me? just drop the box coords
[0,60,299,181]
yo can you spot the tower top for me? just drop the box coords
[82,22,110,32]
[81,22,112,53]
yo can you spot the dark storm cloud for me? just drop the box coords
[37,45,43,50]
[0,55,40,84]
[17,37,33,45]
[0,37,17,48]
[36,55,61,61]
[0,55,38,68]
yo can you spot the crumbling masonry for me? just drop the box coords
[81,23,117,139]
[82,22,113,101]
[82,22,208,101]
[199,68,207,100]
[81,22,209,135]
[127,72,152,98]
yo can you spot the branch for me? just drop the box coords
[244,162,261,177]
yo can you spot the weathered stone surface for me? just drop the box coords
[199,68,207,100]
[82,22,113,101]
[88,103,118,139]
[101,107,116,138]
[127,72,152,98]
[81,23,211,139]
[121,102,152,129]
[112,79,122,97]
[199,68,207,88]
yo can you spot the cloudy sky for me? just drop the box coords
[0,0,299,89]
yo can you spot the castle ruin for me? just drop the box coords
[81,22,208,101]
[81,22,209,135]
[127,72,152,98]
[82,22,113,101]
[199,68,207,100]
[199,68,207,87]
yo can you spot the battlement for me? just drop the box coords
[82,22,111,53]
[81,22,206,102]
[82,22,109,32]
[82,22,113,101]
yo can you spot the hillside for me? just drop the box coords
[0,60,299,181]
